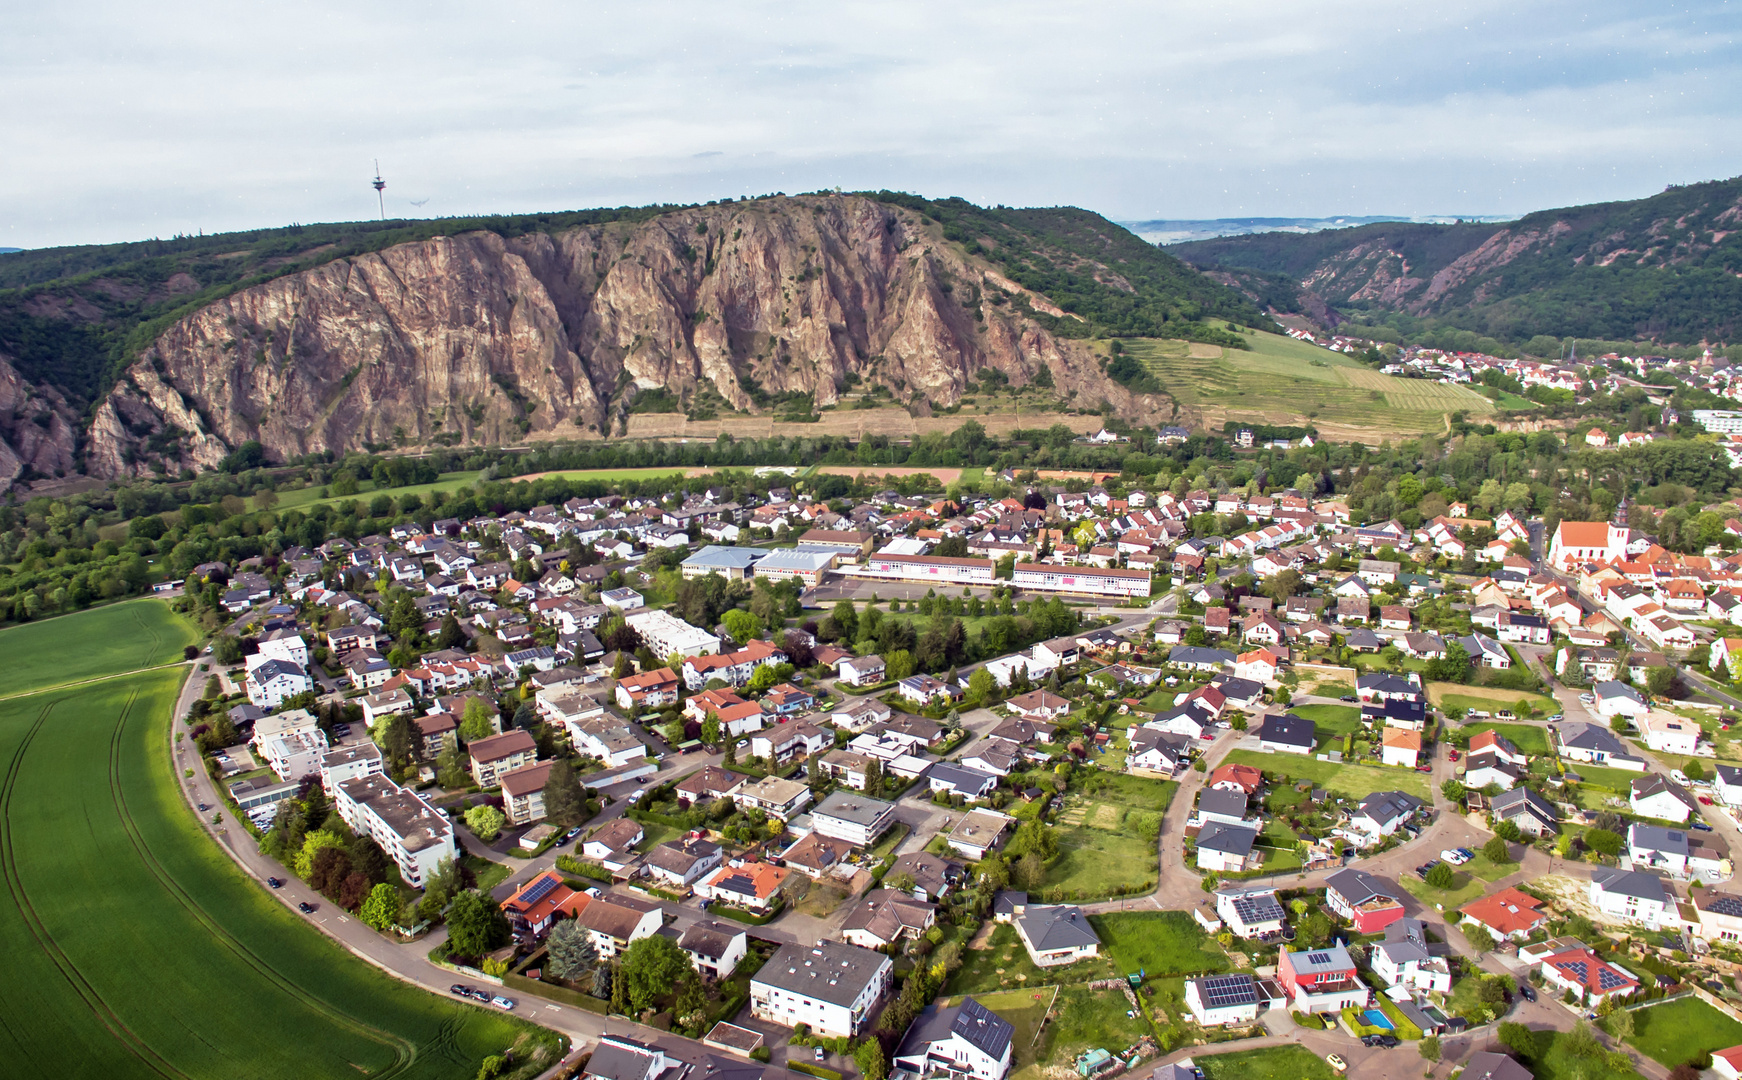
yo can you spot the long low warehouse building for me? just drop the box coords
[1011,563,1153,598]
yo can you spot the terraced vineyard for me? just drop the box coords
[0,604,563,1079]
[1124,330,1493,442]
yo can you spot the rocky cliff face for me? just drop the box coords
[85,196,1155,477]
[0,354,81,489]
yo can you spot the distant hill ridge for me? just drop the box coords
[0,192,1270,488]
[1166,176,1742,347]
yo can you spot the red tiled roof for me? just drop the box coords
[1460,887,1544,936]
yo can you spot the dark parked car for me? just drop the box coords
[1518,984,1536,1002]
[1376,1035,1400,1049]
[1413,860,1441,881]
[1691,821,1715,832]
[266,877,282,889]
[450,984,472,997]
[297,902,315,914]
[197,803,209,812]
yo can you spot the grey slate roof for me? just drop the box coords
[894,996,1015,1064]
[1015,905,1101,951]
[1325,868,1399,906]
[1357,790,1423,827]
[1257,712,1315,749]
[1629,822,1690,857]
[1491,786,1558,825]
[1591,867,1669,904]
[1196,820,1258,856]
[1197,788,1249,820]
[1460,1051,1535,1080]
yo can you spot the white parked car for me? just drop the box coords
[1440,849,1470,865]
[1671,769,1690,786]
[491,996,516,1010]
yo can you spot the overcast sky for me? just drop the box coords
[4,0,1739,249]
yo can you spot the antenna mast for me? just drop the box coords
[372,160,386,220]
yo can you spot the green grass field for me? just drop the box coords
[1428,682,1558,715]
[0,598,198,698]
[1020,986,1151,1080]
[1091,912,1230,979]
[1459,722,1551,755]
[946,924,1114,995]
[0,609,563,1079]
[1399,868,1487,911]
[1625,995,1742,1068]
[1290,704,1363,748]
[271,466,703,515]
[1194,1045,1337,1080]
[1218,749,1431,800]
[948,991,1051,1080]
[1120,331,1492,439]
[1038,822,1158,900]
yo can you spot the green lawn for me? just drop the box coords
[1194,1045,1337,1080]
[1400,869,1487,911]
[271,469,483,510]
[1072,770,1178,811]
[1020,986,1152,1080]
[1461,850,1519,882]
[946,923,1114,995]
[1429,683,1558,715]
[0,661,563,1079]
[1038,823,1158,900]
[1291,705,1364,749]
[1566,763,1649,793]
[0,598,198,698]
[949,990,1051,1080]
[1459,722,1552,755]
[1091,912,1230,979]
[1218,749,1431,800]
[271,466,705,514]
[464,853,513,893]
[1512,1030,1654,1080]
[1625,995,1742,1068]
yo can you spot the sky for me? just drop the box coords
[3,0,1740,249]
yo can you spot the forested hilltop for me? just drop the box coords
[1168,176,1742,348]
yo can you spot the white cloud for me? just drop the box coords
[1,0,1738,247]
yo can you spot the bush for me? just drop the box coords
[555,855,613,882]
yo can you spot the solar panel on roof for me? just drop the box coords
[1596,968,1630,990]
[520,875,559,904]
[1307,952,1331,965]
[1197,975,1257,1008]
[1232,895,1284,923]
[1709,896,1742,917]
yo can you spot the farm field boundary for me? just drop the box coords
[0,605,560,1080]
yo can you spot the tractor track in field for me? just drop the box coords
[0,695,192,1080]
[105,679,422,1079]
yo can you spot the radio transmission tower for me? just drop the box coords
[372,160,386,219]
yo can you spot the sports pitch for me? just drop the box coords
[0,604,561,1079]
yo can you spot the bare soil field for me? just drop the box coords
[623,409,1102,441]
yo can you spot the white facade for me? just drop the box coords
[625,609,721,658]
[751,942,892,1038]
[334,774,456,888]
